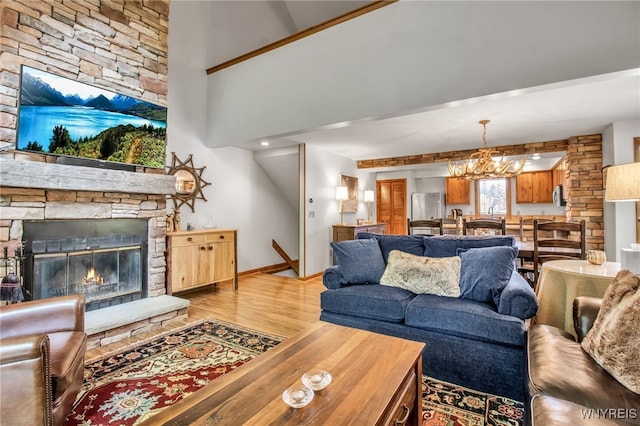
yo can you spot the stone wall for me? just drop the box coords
[0,0,169,148]
[566,134,604,250]
[0,0,171,296]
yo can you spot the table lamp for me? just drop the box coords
[605,162,640,273]
[364,189,374,223]
[336,186,348,225]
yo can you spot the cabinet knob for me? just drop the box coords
[200,245,206,250]
[187,237,193,242]
[208,245,213,250]
[219,235,225,239]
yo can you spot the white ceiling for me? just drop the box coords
[188,1,640,173]
[273,70,640,160]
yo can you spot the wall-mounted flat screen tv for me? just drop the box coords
[16,65,167,170]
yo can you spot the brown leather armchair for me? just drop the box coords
[0,295,87,425]
[526,297,640,425]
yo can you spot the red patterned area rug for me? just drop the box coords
[65,319,523,426]
[64,319,282,425]
[422,376,524,426]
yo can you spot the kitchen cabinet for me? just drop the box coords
[552,168,566,188]
[167,229,237,293]
[516,171,553,203]
[445,177,471,204]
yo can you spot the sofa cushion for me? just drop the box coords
[405,294,525,346]
[330,238,385,284]
[459,246,518,305]
[357,232,426,262]
[581,270,640,394]
[380,250,461,297]
[320,284,415,323]
[423,235,516,258]
[528,324,640,415]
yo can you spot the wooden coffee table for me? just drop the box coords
[141,321,424,425]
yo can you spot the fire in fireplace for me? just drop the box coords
[23,219,148,311]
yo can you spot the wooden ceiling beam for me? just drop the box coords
[357,139,572,169]
[206,1,398,75]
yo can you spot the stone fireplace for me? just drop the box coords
[0,155,190,348]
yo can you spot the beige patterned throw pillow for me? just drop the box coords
[380,250,461,297]
[581,270,640,394]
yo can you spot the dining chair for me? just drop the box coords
[519,217,555,241]
[462,218,506,236]
[407,218,444,235]
[442,218,458,235]
[524,219,586,287]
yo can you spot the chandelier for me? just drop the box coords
[448,120,527,180]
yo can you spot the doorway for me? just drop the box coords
[376,179,407,235]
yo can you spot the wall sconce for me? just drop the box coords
[336,186,348,225]
[363,189,374,223]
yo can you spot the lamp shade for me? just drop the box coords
[605,163,640,202]
[335,186,348,201]
[363,189,375,203]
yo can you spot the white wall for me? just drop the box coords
[168,1,298,273]
[302,144,375,276]
[602,120,640,260]
[206,1,640,147]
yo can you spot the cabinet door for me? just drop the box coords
[445,178,470,204]
[516,173,533,203]
[533,171,553,203]
[516,171,553,203]
[196,242,215,285]
[213,241,235,282]
[552,168,565,188]
[170,244,196,291]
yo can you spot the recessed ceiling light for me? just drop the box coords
[260,141,270,146]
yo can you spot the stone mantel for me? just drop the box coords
[0,157,176,195]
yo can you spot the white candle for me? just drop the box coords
[310,374,322,384]
[291,389,305,402]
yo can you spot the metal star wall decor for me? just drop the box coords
[167,152,211,212]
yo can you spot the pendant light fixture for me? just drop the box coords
[448,120,527,180]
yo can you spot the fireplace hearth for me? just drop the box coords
[23,219,148,311]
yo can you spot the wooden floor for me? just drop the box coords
[86,273,325,359]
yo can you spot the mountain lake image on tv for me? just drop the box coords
[17,66,167,169]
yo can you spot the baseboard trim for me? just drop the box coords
[239,262,292,276]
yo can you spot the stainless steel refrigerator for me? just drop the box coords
[411,192,445,220]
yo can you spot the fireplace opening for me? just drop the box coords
[23,219,148,311]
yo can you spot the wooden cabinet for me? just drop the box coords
[332,223,387,243]
[167,229,237,293]
[516,171,553,203]
[552,168,566,188]
[445,177,471,204]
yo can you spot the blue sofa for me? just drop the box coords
[320,233,539,402]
